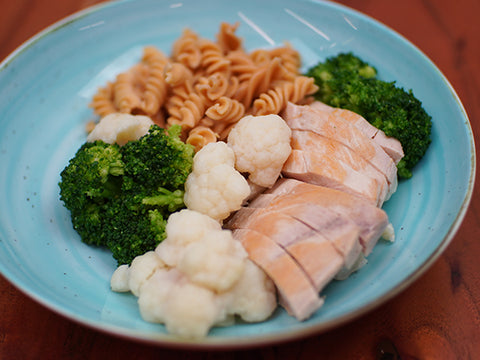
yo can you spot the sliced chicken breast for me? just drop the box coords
[282,102,398,199]
[247,179,389,255]
[290,129,389,205]
[233,228,324,320]
[282,149,382,205]
[309,101,404,164]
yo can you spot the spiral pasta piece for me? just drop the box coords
[186,126,218,151]
[226,50,257,82]
[205,96,245,123]
[164,62,194,87]
[198,39,231,75]
[140,47,169,115]
[171,28,202,69]
[167,92,206,129]
[234,57,286,108]
[268,44,301,78]
[250,49,272,67]
[216,22,242,53]
[90,82,117,117]
[252,76,319,115]
[113,70,143,113]
[165,77,195,119]
[89,22,317,153]
[194,72,238,106]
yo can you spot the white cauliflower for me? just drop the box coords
[110,251,165,295]
[111,209,277,339]
[138,268,227,338]
[110,264,130,292]
[227,114,292,188]
[382,223,396,242]
[157,209,220,267]
[221,259,277,322]
[87,113,153,145]
[183,142,250,221]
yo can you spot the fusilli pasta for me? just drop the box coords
[89,22,313,151]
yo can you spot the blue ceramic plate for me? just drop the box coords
[0,0,475,349]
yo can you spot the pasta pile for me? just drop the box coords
[89,22,318,151]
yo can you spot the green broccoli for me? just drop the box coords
[306,52,432,178]
[58,124,194,265]
[121,125,194,193]
[59,141,124,246]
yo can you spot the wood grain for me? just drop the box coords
[1,0,479,359]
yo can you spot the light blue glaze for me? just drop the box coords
[0,0,475,348]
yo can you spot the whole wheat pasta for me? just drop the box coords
[167,91,205,129]
[212,121,237,141]
[216,22,242,54]
[234,57,287,108]
[249,49,272,67]
[198,39,231,75]
[164,74,196,120]
[268,44,301,79]
[164,62,194,87]
[171,28,202,70]
[186,126,218,151]
[194,72,237,106]
[90,82,117,117]
[113,69,144,113]
[223,75,240,99]
[197,115,217,129]
[205,96,245,123]
[252,76,318,115]
[226,50,257,82]
[89,22,312,151]
[140,47,169,115]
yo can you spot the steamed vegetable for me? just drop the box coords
[110,209,277,339]
[183,141,251,222]
[227,114,292,188]
[59,124,194,265]
[306,52,432,178]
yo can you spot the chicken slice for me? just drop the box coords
[282,149,383,205]
[247,179,389,255]
[233,228,324,321]
[282,102,398,199]
[309,101,404,164]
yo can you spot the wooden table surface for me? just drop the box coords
[1,0,479,359]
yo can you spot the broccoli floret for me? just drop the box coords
[121,124,194,193]
[306,52,432,178]
[102,196,167,265]
[59,141,124,246]
[141,187,186,213]
[58,124,195,265]
[59,141,124,209]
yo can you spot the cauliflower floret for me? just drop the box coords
[110,264,130,292]
[110,251,165,295]
[156,209,221,267]
[228,114,292,188]
[190,139,235,169]
[178,229,247,292]
[184,142,250,221]
[87,113,153,146]
[127,251,166,296]
[382,223,395,242]
[138,268,226,339]
[158,209,247,292]
[223,259,277,322]
[112,209,277,339]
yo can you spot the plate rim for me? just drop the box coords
[0,0,476,349]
